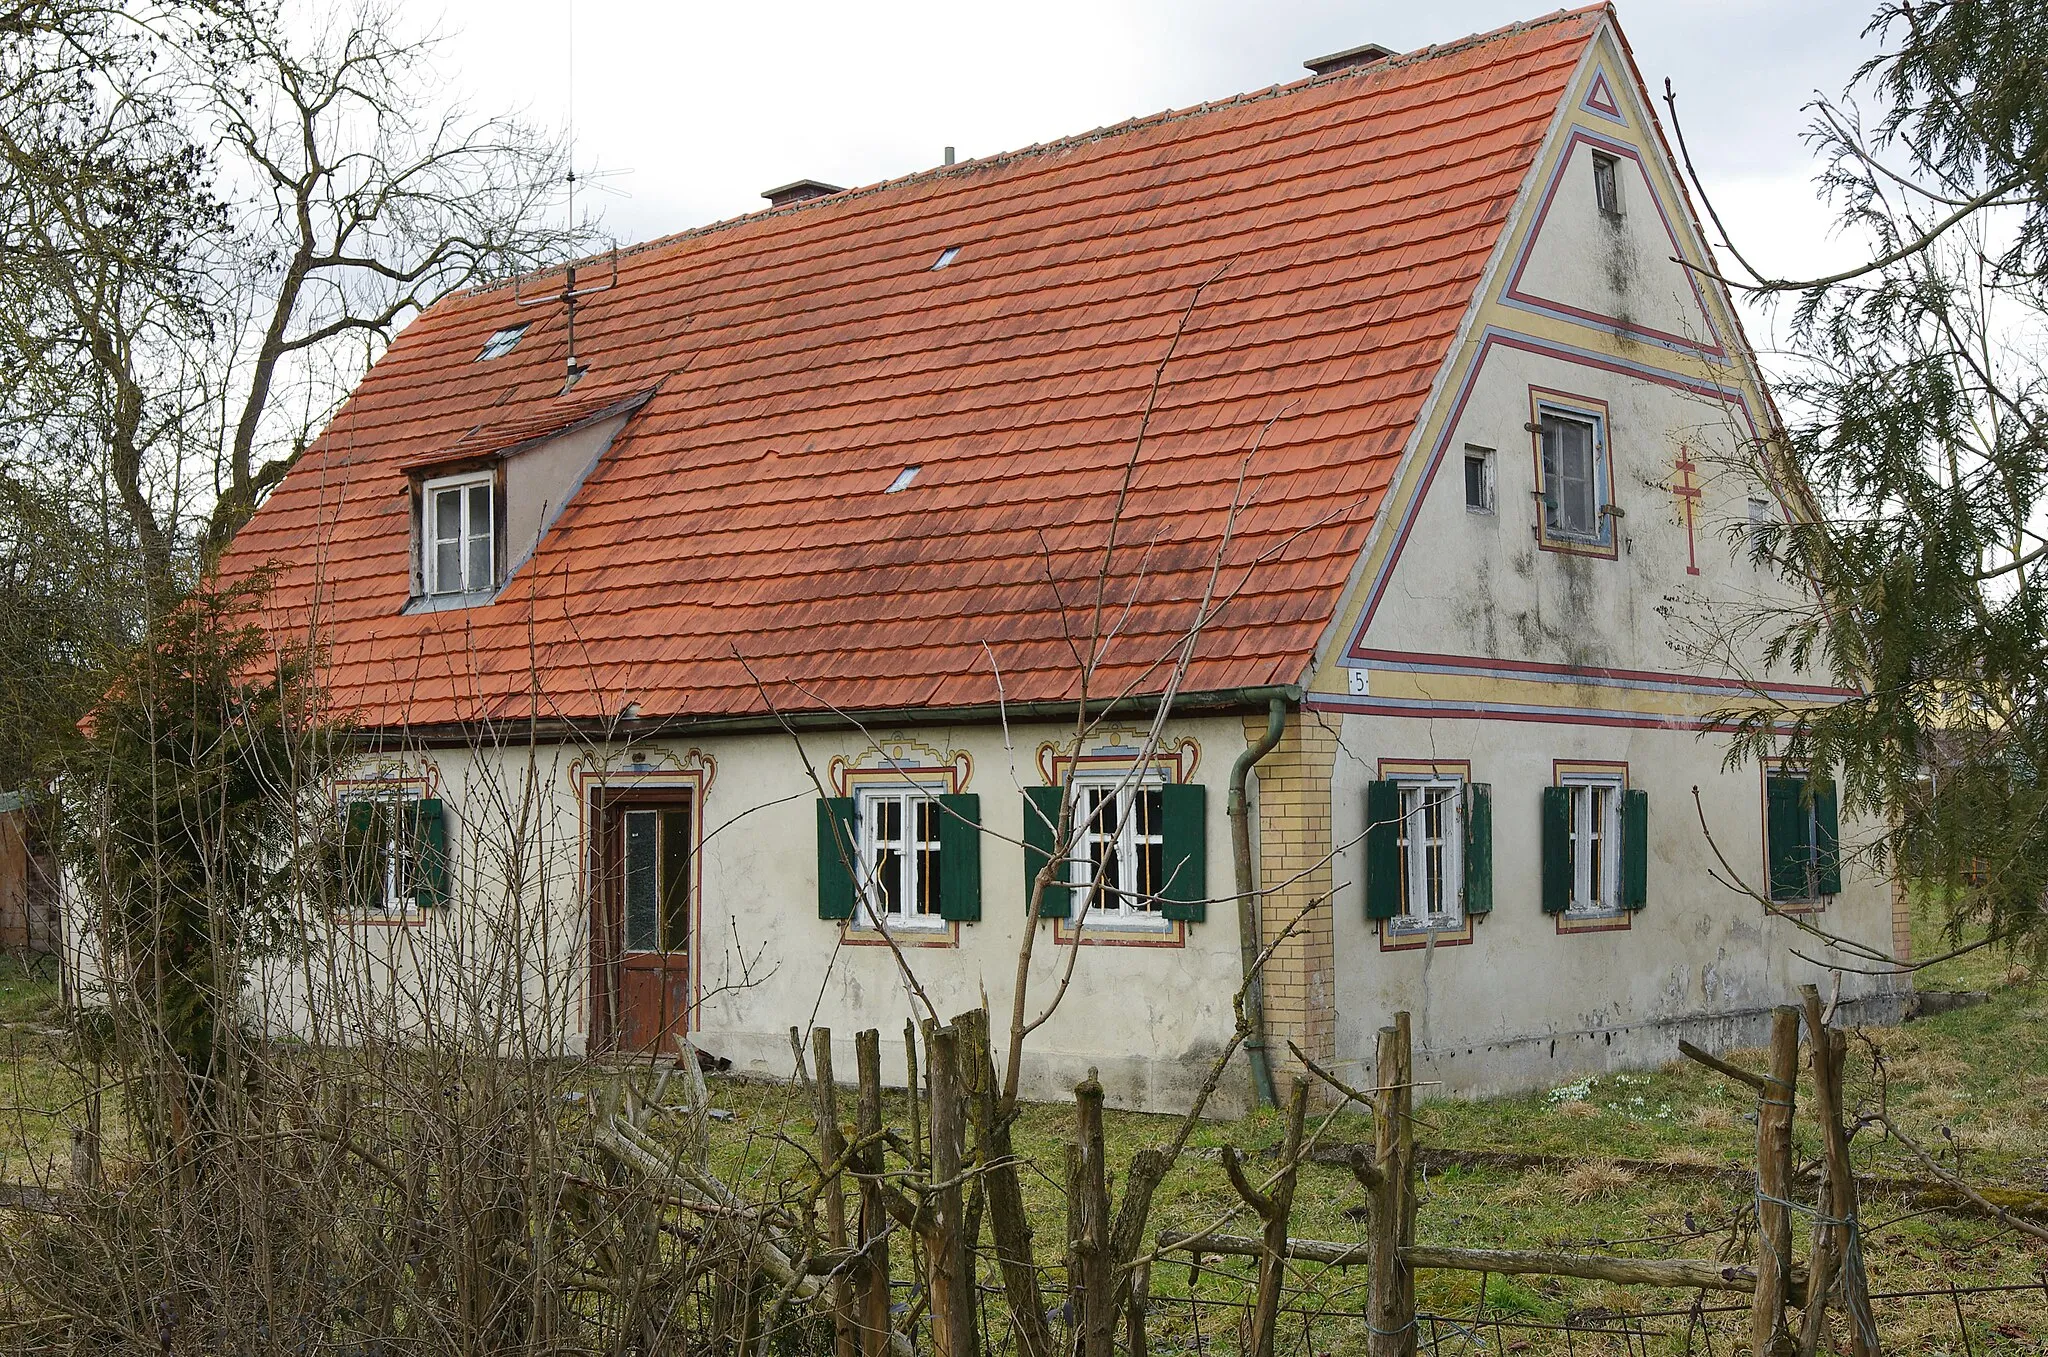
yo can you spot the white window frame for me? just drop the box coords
[340,789,422,917]
[1463,444,1496,515]
[477,324,528,360]
[1538,405,1609,546]
[421,470,497,598]
[852,784,948,933]
[1391,776,1464,932]
[1561,774,1625,916]
[1068,772,1172,932]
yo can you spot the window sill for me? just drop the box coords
[848,916,950,936]
[403,589,499,615]
[1073,912,1174,935]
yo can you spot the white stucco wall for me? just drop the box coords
[243,717,1257,1115]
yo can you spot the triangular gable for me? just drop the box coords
[1582,69,1624,124]
[1305,18,1780,680]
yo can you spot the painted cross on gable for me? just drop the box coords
[1671,448,1702,576]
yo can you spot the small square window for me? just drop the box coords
[421,472,496,598]
[1748,495,1773,525]
[1463,445,1495,514]
[477,325,527,360]
[1592,151,1622,218]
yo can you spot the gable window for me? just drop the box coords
[1766,772,1841,902]
[339,792,450,914]
[1592,150,1622,218]
[422,471,496,598]
[1538,406,1608,545]
[1464,445,1496,514]
[477,324,528,360]
[1365,773,1492,933]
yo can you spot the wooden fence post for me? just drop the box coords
[1071,1068,1115,1357]
[811,1028,857,1357]
[1222,1073,1309,1357]
[955,1007,1051,1357]
[926,1025,974,1357]
[853,1029,894,1357]
[1752,1005,1802,1357]
[1362,1013,1417,1357]
[1798,986,1880,1357]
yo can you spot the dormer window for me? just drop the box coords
[422,470,497,598]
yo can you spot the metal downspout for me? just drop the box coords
[1229,696,1287,1111]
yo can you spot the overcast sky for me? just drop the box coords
[428,0,1887,356]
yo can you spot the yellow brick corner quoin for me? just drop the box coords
[1249,712,1340,1078]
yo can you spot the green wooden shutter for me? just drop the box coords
[411,798,451,908]
[1159,783,1207,922]
[937,793,982,922]
[1022,785,1071,919]
[341,800,378,910]
[1814,781,1842,897]
[1461,783,1492,916]
[1620,788,1649,911]
[816,797,858,920]
[1766,775,1807,901]
[1364,780,1402,920]
[1540,785,1572,914]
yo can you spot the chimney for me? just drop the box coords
[762,179,845,208]
[1303,42,1396,76]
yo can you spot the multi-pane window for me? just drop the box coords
[1563,778,1623,914]
[338,794,449,914]
[1592,150,1622,217]
[622,805,691,953]
[1766,774,1841,902]
[857,789,946,929]
[1072,779,1168,926]
[1540,409,1604,542]
[1395,780,1464,927]
[422,472,496,597]
[1464,445,1496,514]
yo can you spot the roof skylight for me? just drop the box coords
[477,324,528,361]
[931,247,962,270]
[885,466,921,493]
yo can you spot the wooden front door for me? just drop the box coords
[593,794,693,1055]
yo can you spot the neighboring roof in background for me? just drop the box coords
[216,6,1609,731]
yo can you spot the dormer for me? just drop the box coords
[401,389,652,612]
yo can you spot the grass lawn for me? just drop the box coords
[691,902,2047,1354]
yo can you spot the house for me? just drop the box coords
[179,5,1906,1111]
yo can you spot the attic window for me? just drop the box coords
[931,247,961,270]
[1592,151,1623,218]
[478,325,528,361]
[885,466,920,494]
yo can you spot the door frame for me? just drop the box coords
[587,778,702,1054]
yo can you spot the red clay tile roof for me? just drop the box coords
[220,7,1607,730]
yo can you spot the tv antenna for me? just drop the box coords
[513,0,630,391]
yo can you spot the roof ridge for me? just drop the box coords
[467,5,1609,302]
